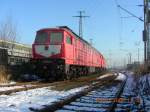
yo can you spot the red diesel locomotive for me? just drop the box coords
[32,26,106,79]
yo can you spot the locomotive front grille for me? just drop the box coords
[34,45,61,57]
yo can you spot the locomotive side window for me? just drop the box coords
[66,36,72,44]
[50,32,63,44]
[75,38,77,46]
[35,32,48,43]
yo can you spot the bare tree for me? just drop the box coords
[0,16,18,54]
[0,17,19,82]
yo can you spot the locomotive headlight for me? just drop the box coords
[51,51,55,55]
[33,65,36,69]
[43,66,47,69]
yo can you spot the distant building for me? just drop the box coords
[127,61,140,70]
[0,39,32,65]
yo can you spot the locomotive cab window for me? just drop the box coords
[66,36,72,44]
[50,32,63,44]
[35,32,48,43]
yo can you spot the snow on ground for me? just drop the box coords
[122,73,136,96]
[138,74,150,111]
[115,73,126,81]
[122,73,150,111]
[0,85,35,92]
[0,86,24,92]
[97,72,126,81]
[97,73,113,79]
[0,81,16,86]
[0,85,88,112]
[148,74,150,84]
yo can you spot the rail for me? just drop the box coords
[108,74,127,112]
[32,74,118,112]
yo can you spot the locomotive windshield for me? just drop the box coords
[50,32,63,44]
[35,32,48,43]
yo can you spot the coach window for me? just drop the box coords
[66,36,72,44]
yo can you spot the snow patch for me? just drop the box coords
[0,86,88,112]
[115,73,126,81]
[0,81,16,86]
[0,85,36,92]
[97,73,113,80]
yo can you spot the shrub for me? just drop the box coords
[0,65,10,83]
[134,64,148,75]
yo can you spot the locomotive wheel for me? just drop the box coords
[66,70,74,80]
[61,73,66,80]
[73,69,78,78]
[66,73,71,80]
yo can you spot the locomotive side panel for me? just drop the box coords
[73,38,81,65]
[73,37,90,67]
[64,31,74,64]
[73,38,78,65]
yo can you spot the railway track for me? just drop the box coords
[0,80,70,95]
[145,74,150,95]
[55,76,127,112]
[0,73,113,95]
[0,81,39,87]
[144,74,150,111]
[139,74,150,111]
[33,73,120,112]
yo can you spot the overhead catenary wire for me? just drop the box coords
[114,0,144,64]
[114,0,123,47]
[117,5,144,22]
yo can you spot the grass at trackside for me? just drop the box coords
[53,81,89,91]
[0,65,10,83]
[51,71,112,91]
[78,71,108,80]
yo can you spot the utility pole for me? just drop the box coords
[127,53,132,64]
[143,0,148,64]
[124,57,126,68]
[135,42,140,63]
[138,48,140,63]
[89,38,93,46]
[108,50,112,68]
[143,0,150,66]
[73,11,89,38]
[129,53,131,64]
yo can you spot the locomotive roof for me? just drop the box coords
[58,26,90,45]
[59,26,103,57]
[38,26,90,45]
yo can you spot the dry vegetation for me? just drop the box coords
[51,72,112,91]
[0,65,10,83]
[0,17,19,83]
[134,64,148,75]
